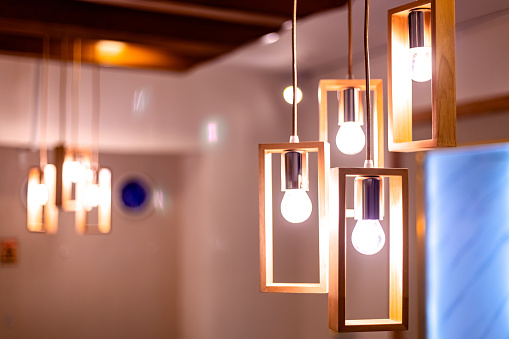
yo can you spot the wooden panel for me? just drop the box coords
[318,79,384,167]
[259,141,330,293]
[76,168,112,235]
[432,0,456,148]
[329,167,408,332]
[27,165,58,234]
[388,0,456,151]
[0,0,347,71]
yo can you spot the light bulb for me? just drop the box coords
[410,46,432,82]
[280,189,312,223]
[283,86,302,104]
[352,219,385,255]
[28,183,49,206]
[64,161,84,183]
[85,184,101,210]
[336,121,366,155]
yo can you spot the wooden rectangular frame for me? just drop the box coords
[259,141,330,293]
[329,167,408,332]
[75,168,112,235]
[56,147,92,212]
[318,79,384,167]
[27,165,58,233]
[388,0,456,151]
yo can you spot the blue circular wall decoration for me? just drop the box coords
[116,173,154,218]
[121,180,148,210]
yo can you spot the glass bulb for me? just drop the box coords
[85,184,101,210]
[64,161,84,183]
[410,46,432,82]
[336,121,366,155]
[351,219,385,255]
[28,183,49,206]
[280,189,312,223]
[283,86,302,104]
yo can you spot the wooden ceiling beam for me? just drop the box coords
[78,0,288,27]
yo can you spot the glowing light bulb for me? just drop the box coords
[336,121,366,155]
[28,184,49,206]
[351,219,385,255]
[410,46,432,82]
[283,86,302,104]
[64,161,84,183]
[85,184,101,209]
[280,189,312,223]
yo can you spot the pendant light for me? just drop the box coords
[318,0,384,165]
[75,62,112,235]
[54,38,112,234]
[328,0,409,331]
[27,36,58,234]
[387,0,456,151]
[56,38,89,212]
[259,0,330,293]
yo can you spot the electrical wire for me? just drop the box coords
[40,35,50,169]
[291,0,298,139]
[348,0,353,80]
[59,36,68,144]
[71,38,81,149]
[91,63,100,171]
[364,0,372,163]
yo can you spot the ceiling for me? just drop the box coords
[0,0,347,72]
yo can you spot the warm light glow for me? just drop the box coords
[336,122,366,155]
[410,46,432,82]
[96,40,126,57]
[85,184,101,210]
[28,183,49,206]
[207,122,218,143]
[280,189,312,223]
[64,161,84,183]
[351,219,385,255]
[283,86,302,104]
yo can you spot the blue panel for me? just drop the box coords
[426,144,509,339]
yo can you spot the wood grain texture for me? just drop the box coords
[259,141,330,293]
[388,0,457,151]
[329,167,408,332]
[318,79,384,167]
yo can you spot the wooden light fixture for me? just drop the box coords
[259,141,330,293]
[27,36,58,233]
[259,0,331,294]
[27,165,58,233]
[54,40,112,234]
[318,79,384,166]
[328,167,409,332]
[76,168,112,234]
[388,0,456,151]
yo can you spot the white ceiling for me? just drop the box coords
[221,0,509,74]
